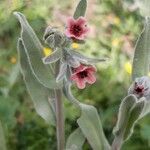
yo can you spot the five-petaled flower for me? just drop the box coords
[65,17,90,40]
[71,64,96,89]
[128,76,150,100]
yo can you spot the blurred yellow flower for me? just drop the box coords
[43,47,52,57]
[113,17,121,25]
[111,38,121,47]
[124,62,132,74]
[10,57,17,64]
[148,72,150,77]
[72,42,79,49]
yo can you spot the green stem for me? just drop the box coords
[55,61,65,150]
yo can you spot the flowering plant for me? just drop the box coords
[13,0,150,150]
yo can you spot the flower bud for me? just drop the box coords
[43,26,69,48]
[128,76,150,100]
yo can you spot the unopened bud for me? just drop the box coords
[43,26,66,48]
[128,76,150,100]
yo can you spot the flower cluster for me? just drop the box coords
[42,13,107,89]
[128,76,150,100]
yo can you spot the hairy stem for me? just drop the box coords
[111,136,123,150]
[55,61,65,150]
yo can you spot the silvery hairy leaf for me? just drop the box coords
[63,83,80,107]
[140,98,150,118]
[65,66,73,83]
[14,12,62,89]
[18,39,56,125]
[113,95,145,142]
[63,83,110,150]
[132,17,150,80]
[65,52,80,68]
[123,99,145,139]
[66,128,85,150]
[56,62,67,82]
[73,0,87,19]
[70,50,107,64]
[77,103,110,150]
[43,48,62,64]
[0,121,6,150]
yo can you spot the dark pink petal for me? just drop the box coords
[76,27,90,40]
[87,66,97,73]
[65,30,74,38]
[86,72,96,84]
[70,64,97,89]
[70,74,78,80]
[76,78,86,89]
[73,65,88,74]
[71,74,86,89]
[76,17,87,26]
[65,16,89,40]
[66,17,75,28]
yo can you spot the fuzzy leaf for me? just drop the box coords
[70,50,107,64]
[0,121,7,150]
[56,62,67,82]
[123,99,145,140]
[67,56,80,68]
[73,0,87,19]
[14,12,62,89]
[113,95,136,137]
[132,18,150,80]
[42,49,62,64]
[18,39,56,125]
[63,83,110,150]
[77,104,110,150]
[113,95,145,141]
[66,128,85,150]
[140,98,150,118]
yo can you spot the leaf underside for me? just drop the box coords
[64,84,110,150]
[113,95,145,141]
[132,18,150,80]
[14,12,62,89]
[66,128,85,150]
[73,0,87,19]
[18,39,56,125]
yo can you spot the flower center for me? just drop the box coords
[79,71,88,78]
[135,86,144,94]
[71,25,82,36]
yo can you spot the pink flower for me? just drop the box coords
[71,64,96,89]
[65,17,90,40]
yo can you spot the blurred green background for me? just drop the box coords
[0,0,150,149]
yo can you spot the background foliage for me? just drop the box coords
[0,0,149,149]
